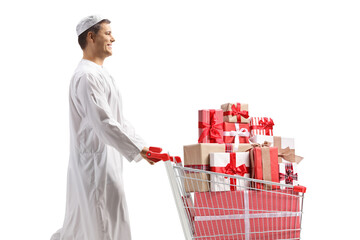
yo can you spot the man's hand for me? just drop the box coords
[140,147,155,165]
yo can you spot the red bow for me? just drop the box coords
[258,118,274,135]
[198,110,224,143]
[230,103,249,120]
[224,163,249,177]
[279,165,298,184]
[259,118,274,128]
[210,152,250,191]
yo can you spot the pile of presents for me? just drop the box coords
[182,103,304,239]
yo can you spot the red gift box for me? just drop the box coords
[223,122,250,144]
[198,109,224,143]
[193,190,301,240]
[250,146,280,190]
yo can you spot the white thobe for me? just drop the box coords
[51,59,146,240]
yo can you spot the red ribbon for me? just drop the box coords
[259,118,274,128]
[225,143,233,153]
[198,110,224,143]
[252,117,274,135]
[223,103,249,122]
[210,152,249,191]
[279,164,298,184]
[224,163,249,177]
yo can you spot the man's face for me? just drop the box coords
[92,23,115,58]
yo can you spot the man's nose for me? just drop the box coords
[111,35,115,42]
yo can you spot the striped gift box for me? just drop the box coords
[198,109,224,143]
[249,117,274,137]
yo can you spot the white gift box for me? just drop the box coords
[279,162,298,189]
[209,152,250,191]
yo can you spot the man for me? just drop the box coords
[51,15,154,240]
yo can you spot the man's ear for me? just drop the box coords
[87,31,96,43]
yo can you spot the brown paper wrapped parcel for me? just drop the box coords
[183,143,252,192]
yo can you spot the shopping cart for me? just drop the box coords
[147,147,306,240]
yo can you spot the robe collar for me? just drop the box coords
[81,59,104,69]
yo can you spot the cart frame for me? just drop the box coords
[165,160,306,240]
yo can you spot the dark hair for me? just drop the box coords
[78,19,111,50]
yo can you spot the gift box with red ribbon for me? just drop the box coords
[209,152,250,191]
[279,162,298,189]
[193,190,301,240]
[223,122,250,144]
[221,103,249,123]
[249,117,274,137]
[250,146,280,190]
[198,109,224,144]
[183,143,253,192]
[250,135,303,164]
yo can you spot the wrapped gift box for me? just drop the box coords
[279,162,298,189]
[249,117,274,137]
[198,109,224,143]
[193,190,301,240]
[223,122,250,144]
[250,146,280,190]
[221,103,249,123]
[250,135,303,164]
[184,143,252,192]
[209,152,250,191]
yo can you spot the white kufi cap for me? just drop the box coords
[76,15,105,36]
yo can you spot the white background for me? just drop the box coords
[0,0,359,239]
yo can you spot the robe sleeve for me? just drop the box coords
[123,118,147,162]
[76,73,146,162]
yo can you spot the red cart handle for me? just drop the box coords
[146,151,170,162]
[149,147,162,153]
[170,156,182,163]
[146,147,182,163]
[294,185,307,193]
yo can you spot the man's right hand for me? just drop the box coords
[140,147,155,165]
